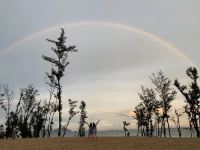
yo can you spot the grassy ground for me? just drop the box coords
[0,137,199,150]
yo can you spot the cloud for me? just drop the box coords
[0,0,199,130]
[49,106,134,131]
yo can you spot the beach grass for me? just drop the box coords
[0,137,199,150]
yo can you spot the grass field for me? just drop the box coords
[0,137,199,150]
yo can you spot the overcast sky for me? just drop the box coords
[0,0,200,131]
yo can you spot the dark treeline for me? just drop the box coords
[133,68,200,138]
[0,84,87,138]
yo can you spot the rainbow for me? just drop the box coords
[0,21,194,66]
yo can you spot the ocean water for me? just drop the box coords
[61,128,196,138]
[92,128,194,138]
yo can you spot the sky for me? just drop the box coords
[0,0,200,131]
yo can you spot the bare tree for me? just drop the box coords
[41,70,58,138]
[154,106,162,137]
[133,103,147,137]
[63,99,79,137]
[138,86,158,137]
[30,100,48,138]
[17,84,39,138]
[171,108,183,138]
[42,28,77,136]
[184,105,194,137]
[47,102,57,138]
[0,84,14,137]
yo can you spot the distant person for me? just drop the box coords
[88,123,93,139]
[86,122,93,139]
[12,126,16,140]
[127,132,130,137]
[0,125,4,139]
[92,120,100,139]
[123,121,130,137]
[74,131,77,137]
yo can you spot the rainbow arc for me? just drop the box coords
[0,21,194,66]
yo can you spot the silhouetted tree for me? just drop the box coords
[17,84,39,138]
[42,28,77,136]
[9,111,18,137]
[154,106,162,137]
[47,102,57,138]
[30,100,49,138]
[171,108,183,138]
[184,105,195,137]
[78,101,87,137]
[138,86,158,137]
[42,69,58,138]
[41,99,57,138]
[133,103,147,137]
[0,84,14,138]
[174,67,200,137]
[150,70,176,138]
[63,99,79,137]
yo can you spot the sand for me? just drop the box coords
[0,137,199,150]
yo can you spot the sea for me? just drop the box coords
[54,128,195,138]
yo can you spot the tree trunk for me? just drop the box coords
[63,120,70,137]
[146,122,149,137]
[47,125,51,138]
[155,124,158,137]
[193,122,200,138]
[177,116,181,138]
[57,78,62,137]
[140,127,143,137]
[63,127,67,137]
[189,119,193,138]
[137,125,139,137]
[160,123,163,137]
[178,126,182,138]
[163,122,166,138]
[157,122,160,137]
[191,111,200,138]
[161,116,165,137]
[167,117,171,138]
[150,121,153,137]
